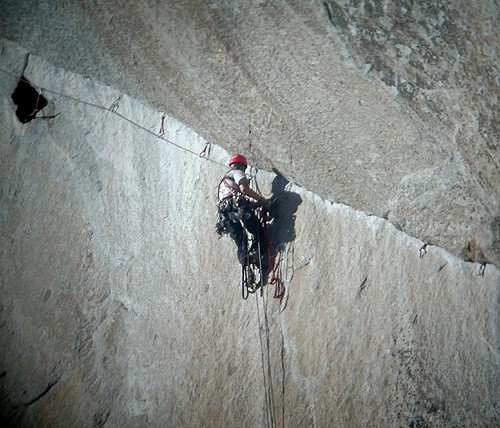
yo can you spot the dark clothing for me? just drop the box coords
[217,196,268,271]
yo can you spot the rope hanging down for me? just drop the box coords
[249,172,286,301]
[255,287,277,428]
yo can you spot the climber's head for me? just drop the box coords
[228,153,247,170]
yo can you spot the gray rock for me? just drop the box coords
[0,39,498,427]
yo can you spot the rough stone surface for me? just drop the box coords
[1,40,499,427]
[0,0,498,265]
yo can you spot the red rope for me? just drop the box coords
[29,90,42,116]
[271,276,285,299]
[257,208,285,300]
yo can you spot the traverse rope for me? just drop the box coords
[0,68,225,167]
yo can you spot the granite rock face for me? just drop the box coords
[323,0,499,264]
[0,40,499,427]
[0,0,498,265]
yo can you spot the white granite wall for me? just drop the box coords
[0,40,498,427]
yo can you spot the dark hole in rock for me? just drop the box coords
[11,76,48,123]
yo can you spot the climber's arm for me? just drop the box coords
[239,181,265,202]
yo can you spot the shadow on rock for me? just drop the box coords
[268,170,302,251]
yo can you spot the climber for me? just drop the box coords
[216,153,270,274]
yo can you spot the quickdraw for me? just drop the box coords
[198,141,211,158]
[158,114,166,137]
[109,94,122,112]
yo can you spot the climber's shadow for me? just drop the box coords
[268,170,302,251]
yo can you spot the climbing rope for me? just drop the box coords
[0,68,224,167]
[241,229,252,300]
[242,263,249,300]
[255,286,277,428]
[269,251,286,300]
[29,87,43,116]
[255,206,286,300]
[248,171,286,301]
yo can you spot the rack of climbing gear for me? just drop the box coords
[241,219,266,300]
[238,203,285,301]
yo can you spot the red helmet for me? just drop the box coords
[228,153,247,167]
